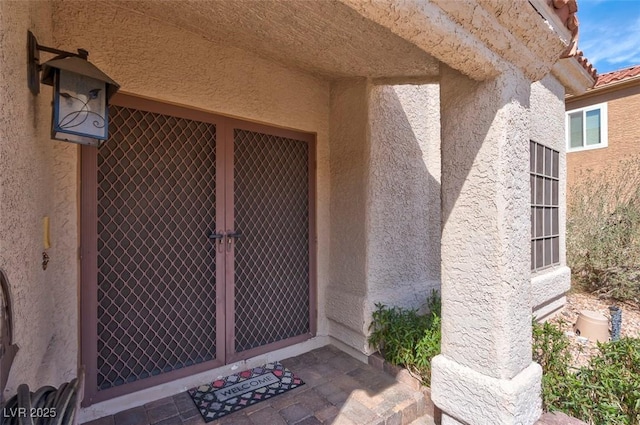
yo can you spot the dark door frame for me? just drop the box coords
[80,93,317,406]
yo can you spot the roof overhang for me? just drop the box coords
[76,0,591,88]
[552,57,597,96]
[529,0,596,93]
[102,0,441,80]
[339,0,576,82]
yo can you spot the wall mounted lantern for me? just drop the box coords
[28,31,120,147]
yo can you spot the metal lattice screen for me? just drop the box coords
[233,129,310,352]
[530,140,560,272]
[97,106,217,390]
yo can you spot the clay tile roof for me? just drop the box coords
[548,0,598,81]
[550,0,579,57]
[574,50,598,80]
[594,65,640,87]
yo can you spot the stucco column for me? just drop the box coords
[431,66,542,425]
[365,83,441,321]
[328,80,443,357]
[327,78,370,353]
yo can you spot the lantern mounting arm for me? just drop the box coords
[36,44,89,60]
[26,31,120,146]
[28,30,89,95]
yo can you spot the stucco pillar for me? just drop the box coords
[328,81,443,356]
[431,66,542,425]
[327,79,370,352]
[365,84,441,314]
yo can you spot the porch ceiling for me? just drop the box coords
[104,0,441,80]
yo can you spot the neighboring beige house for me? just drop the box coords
[0,1,595,424]
[566,65,640,188]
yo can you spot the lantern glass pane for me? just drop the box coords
[54,69,108,141]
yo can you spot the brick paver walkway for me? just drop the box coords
[82,345,436,425]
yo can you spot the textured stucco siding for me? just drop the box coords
[365,84,441,326]
[439,65,533,378]
[433,356,542,425]
[339,0,567,82]
[2,0,331,397]
[530,75,571,318]
[327,79,369,351]
[328,81,442,355]
[94,0,440,80]
[433,65,542,425]
[0,0,72,400]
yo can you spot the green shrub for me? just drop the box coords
[369,302,640,423]
[368,291,441,386]
[573,338,640,425]
[533,320,640,424]
[532,320,573,411]
[567,160,640,302]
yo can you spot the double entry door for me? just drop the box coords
[81,95,316,405]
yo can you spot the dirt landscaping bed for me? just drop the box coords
[549,291,640,368]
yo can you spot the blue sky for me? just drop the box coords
[577,0,640,74]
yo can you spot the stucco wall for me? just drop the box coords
[327,79,370,352]
[365,84,441,324]
[0,0,72,400]
[328,81,442,355]
[529,75,571,318]
[2,0,331,397]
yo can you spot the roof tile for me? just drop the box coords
[594,65,640,87]
[549,0,579,57]
[548,0,598,81]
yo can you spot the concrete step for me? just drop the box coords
[409,416,437,425]
[367,352,442,425]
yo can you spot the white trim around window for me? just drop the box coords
[565,102,608,152]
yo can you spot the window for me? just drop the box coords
[566,102,608,152]
[530,141,560,272]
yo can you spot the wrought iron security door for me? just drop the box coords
[225,122,316,362]
[81,95,316,405]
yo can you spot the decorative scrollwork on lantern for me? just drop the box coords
[57,89,106,132]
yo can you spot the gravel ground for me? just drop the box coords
[549,291,640,368]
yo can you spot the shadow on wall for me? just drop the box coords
[367,84,442,313]
[439,67,530,227]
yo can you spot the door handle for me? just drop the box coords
[208,231,225,240]
[226,230,241,252]
[208,231,226,253]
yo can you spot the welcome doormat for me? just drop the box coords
[188,361,304,422]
